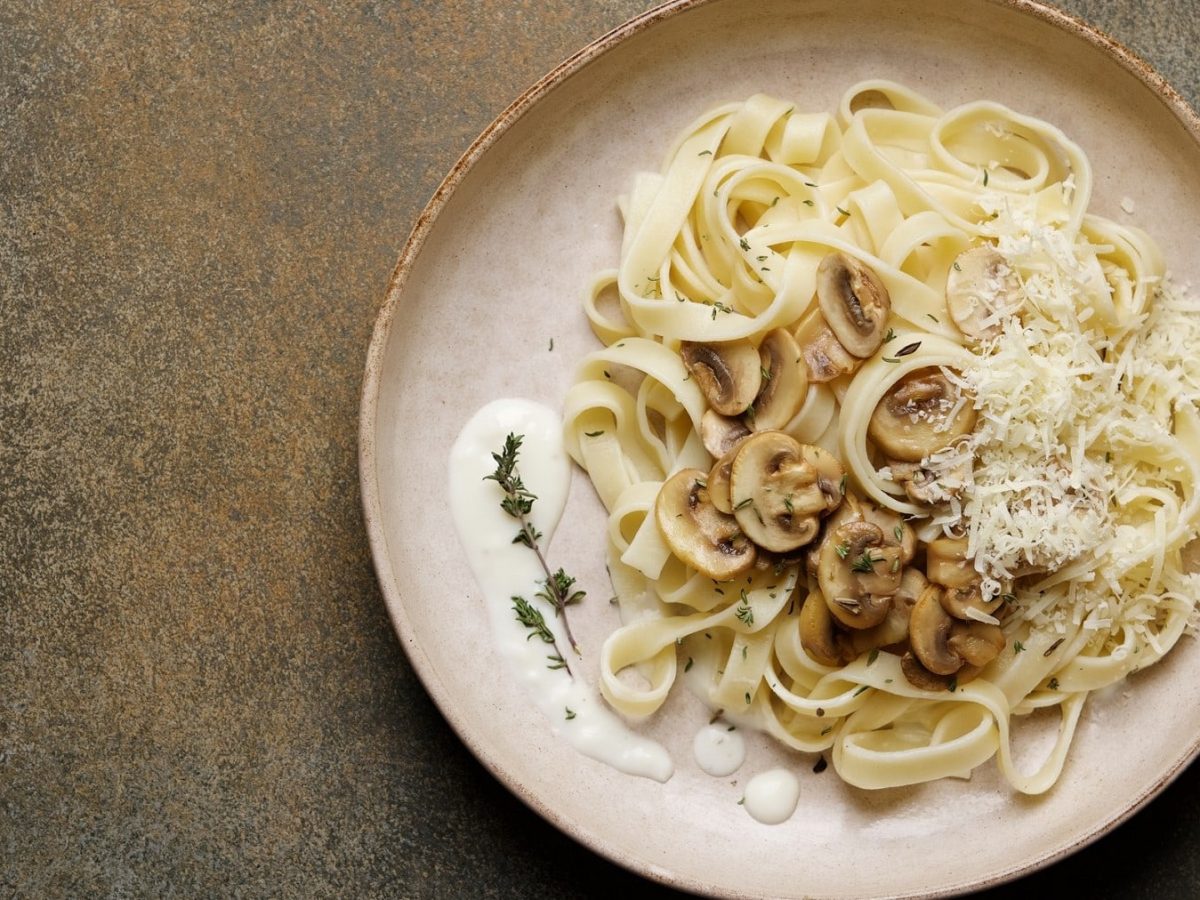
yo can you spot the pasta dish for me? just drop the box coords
[561,81,1200,792]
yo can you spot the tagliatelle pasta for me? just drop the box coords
[563,81,1200,793]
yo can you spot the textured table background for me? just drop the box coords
[5,1,1200,897]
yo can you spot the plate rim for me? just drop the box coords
[358,1,1200,895]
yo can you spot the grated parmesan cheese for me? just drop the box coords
[925,193,1200,647]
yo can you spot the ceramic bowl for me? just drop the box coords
[360,1,1200,895]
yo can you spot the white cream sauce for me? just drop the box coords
[692,723,746,777]
[742,768,801,825]
[449,398,673,783]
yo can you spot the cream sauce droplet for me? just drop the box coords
[692,723,746,777]
[449,398,673,783]
[742,768,801,824]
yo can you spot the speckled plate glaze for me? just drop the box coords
[360,1,1200,896]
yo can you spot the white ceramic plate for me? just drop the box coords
[360,1,1200,896]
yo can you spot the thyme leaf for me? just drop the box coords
[850,550,881,573]
[735,591,754,626]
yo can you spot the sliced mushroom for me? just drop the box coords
[900,652,952,691]
[868,369,976,462]
[706,447,737,514]
[859,501,916,564]
[655,468,756,580]
[681,339,762,416]
[946,245,1019,341]
[728,432,829,552]
[940,582,1003,621]
[808,491,905,587]
[901,652,982,691]
[947,621,1005,667]
[756,548,806,578]
[909,584,1004,679]
[926,537,977,589]
[824,491,866,532]
[751,328,808,431]
[889,461,938,503]
[956,663,985,686]
[793,307,859,383]
[892,567,928,617]
[817,520,901,630]
[803,443,847,512]
[909,585,960,675]
[799,590,854,667]
[824,595,889,632]
[700,409,751,458]
[816,252,892,357]
[888,461,950,505]
[848,609,909,655]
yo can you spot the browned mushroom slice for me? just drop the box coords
[859,500,915,564]
[706,447,737,514]
[655,468,756,580]
[750,328,808,431]
[823,491,866,533]
[946,245,1019,341]
[728,432,828,553]
[755,548,806,577]
[849,567,926,655]
[900,652,982,691]
[889,461,937,503]
[900,652,952,691]
[947,621,1005,666]
[825,589,891,631]
[868,369,976,462]
[700,409,751,458]
[799,590,854,667]
[910,584,1006,679]
[888,460,966,505]
[816,252,892,357]
[793,307,859,383]
[848,610,909,656]
[955,663,985,686]
[891,568,928,618]
[817,520,902,630]
[909,585,960,675]
[801,443,846,512]
[926,537,977,589]
[941,582,1003,621]
[681,340,762,416]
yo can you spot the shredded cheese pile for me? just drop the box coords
[937,193,1200,644]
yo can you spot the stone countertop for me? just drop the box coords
[4,1,1200,897]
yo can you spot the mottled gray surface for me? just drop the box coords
[3,1,1200,897]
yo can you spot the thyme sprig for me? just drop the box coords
[486,433,584,670]
[512,596,569,672]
